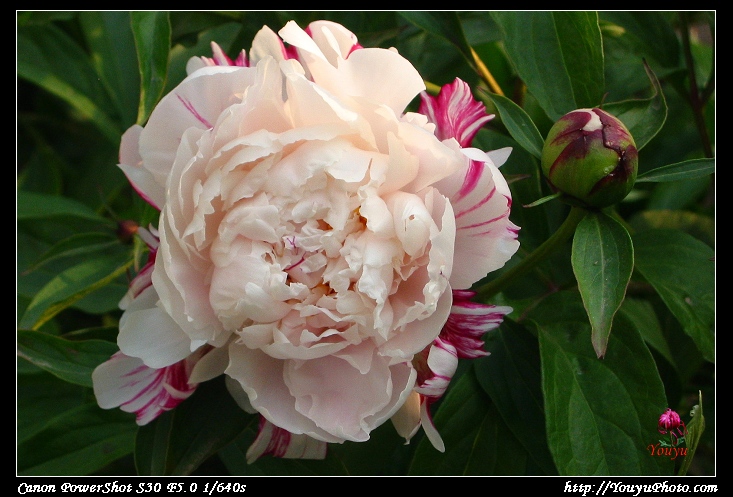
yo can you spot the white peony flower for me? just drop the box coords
[93,20,519,459]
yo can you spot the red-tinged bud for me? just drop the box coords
[541,108,638,208]
[117,219,139,244]
[658,408,682,433]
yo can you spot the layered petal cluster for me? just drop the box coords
[93,20,519,459]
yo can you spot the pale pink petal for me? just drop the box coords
[384,281,453,357]
[246,417,327,463]
[118,125,164,210]
[381,189,455,357]
[361,360,417,435]
[303,20,362,64]
[219,57,292,138]
[226,343,344,443]
[281,67,365,130]
[138,66,257,190]
[390,391,422,444]
[188,343,230,384]
[332,48,426,115]
[225,375,257,414]
[285,351,394,441]
[226,342,416,444]
[278,20,424,117]
[249,25,290,65]
[154,209,228,347]
[391,391,445,452]
[117,285,196,369]
[486,147,512,168]
[278,21,331,66]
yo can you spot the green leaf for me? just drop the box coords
[135,376,250,475]
[475,319,558,475]
[79,11,140,127]
[491,11,605,121]
[478,89,544,159]
[603,60,668,151]
[17,190,114,225]
[17,330,118,387]
[524,191,563,208]
[632,229,715,363]
[135,411,174,476]
[17,24,123,143]
[600,12,681,69]
[397,11,474,67]
[17,371,89,444]
[572,211,634,358]
[636,158,715,183]
[18,256,133,331]
[165,22,243,96]
[22,232,119,274]
[646,177,711,212]
[678,391,705,476]
[326,419,413,475]
[618,298,675,368]
[131,11,172,125]
[408,370,531,475]
[531,291,673,475]
[17,403,137,476]
[629,209,715,249]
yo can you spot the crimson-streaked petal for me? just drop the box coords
[187,43,248,75]
[246,416,327,464]
[92,351,199,426]
[208,41,234,66]
[419,78,494,147]
[119,257,154,310]
[419,397,445,452]
[120,230,158,308]
[414,337,458,400]
[436,157,520,289]
[443,290,513,359]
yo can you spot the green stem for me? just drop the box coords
[475,205,587,300]
[679,12,714,159]
[471,47,504,97]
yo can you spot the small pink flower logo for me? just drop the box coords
[658,408,688,447]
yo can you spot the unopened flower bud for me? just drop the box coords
[658,408,682,433]
[116,219,139,244]
[541,108,638,208]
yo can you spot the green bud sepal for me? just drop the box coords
[541,108,638,208]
